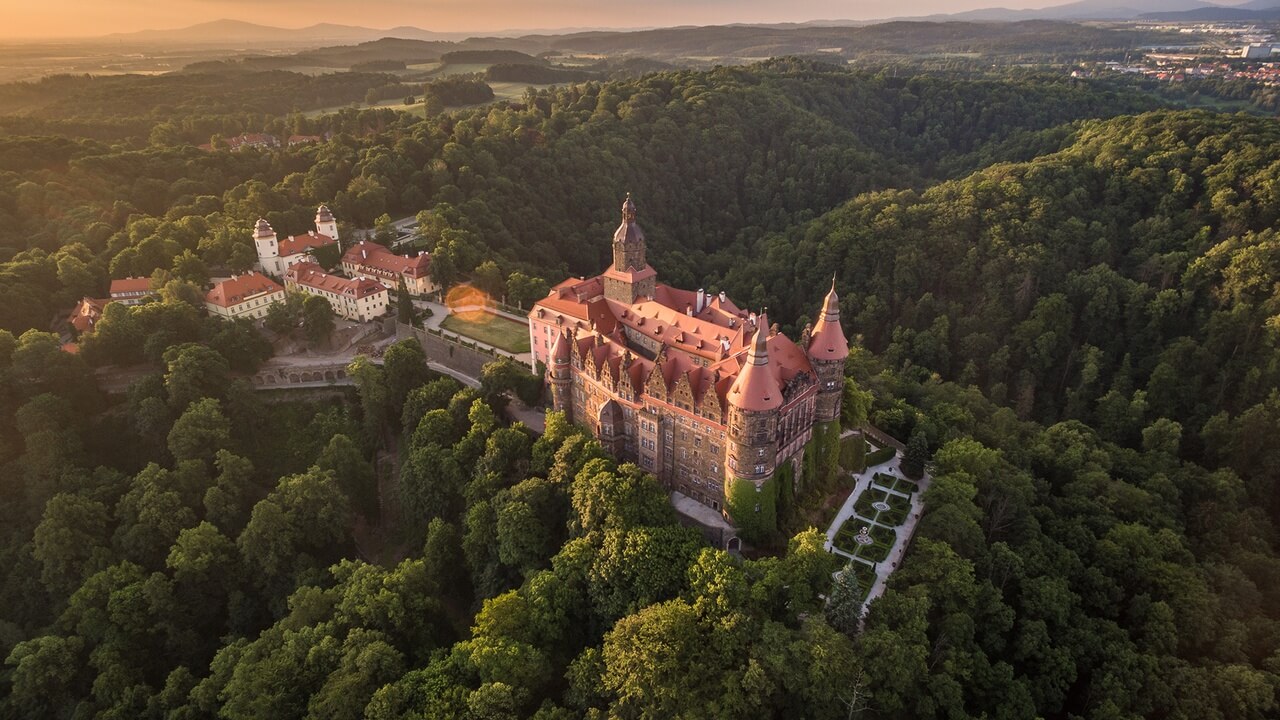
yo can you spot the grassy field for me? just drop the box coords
[441,312,531,354]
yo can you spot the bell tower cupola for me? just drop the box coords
[602,193,657,304]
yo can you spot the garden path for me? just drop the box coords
[823,429,933,623]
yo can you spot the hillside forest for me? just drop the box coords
[0,57,1278,719]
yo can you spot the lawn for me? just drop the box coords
[441,312,531,353]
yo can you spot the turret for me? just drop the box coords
[253,218,279,273]
[725,322,781,492]
[548,329,575,419]
[808,279,850,423]
[315,204,339,242]
[602,194,657,304]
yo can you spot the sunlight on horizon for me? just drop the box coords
[3,0,1058,40]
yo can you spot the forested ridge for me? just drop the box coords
[0,59,1278,718]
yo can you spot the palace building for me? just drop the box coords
[205,272,286,320]
[529,196,849,525]
[254,205,340,277]
[284,261,388,322]
[341,240,436,296]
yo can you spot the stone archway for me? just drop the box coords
[324,371,336,382]
[289,373,300,383]
[726,537,742,552]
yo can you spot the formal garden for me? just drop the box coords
[830,469,918,561]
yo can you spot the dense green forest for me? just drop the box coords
[0,56,1278,718]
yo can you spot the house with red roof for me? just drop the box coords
[340,240,436,296]
[67,297,111,335]
[205,272,285,320]
[109,277,153,306]
[285,262,388,322]
[532,196,849,540]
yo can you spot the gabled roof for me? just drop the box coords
[68,297,110,334]
[341,241,431,279]
[109,277,151,296]
[278,231,337,258]
[286,262,386,299]
[205,272,284,308]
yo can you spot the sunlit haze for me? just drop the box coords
[6,0,1060,39]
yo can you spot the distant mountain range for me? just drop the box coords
[100,19,636,46]
[96,0,1280,50]
[102,19,466,44]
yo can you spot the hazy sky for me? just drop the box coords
[5,0,1058,39]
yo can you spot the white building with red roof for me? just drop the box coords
[204,272,285,320]
[533,196,849,536]
[285,262,388,322]
[254,205,340,278]
[109,277,153,306]
[340,240,436,296]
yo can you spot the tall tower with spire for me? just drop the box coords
[725,320,782,496]
[548,328,575,418]
[808,280,850,423]
[602,193,657,304]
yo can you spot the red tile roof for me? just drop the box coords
[286,262,385,299]
[728,326,782,411]
[109,277,152,296]
[533,274,813,414]
[341,241,431,279]
[278,231,337,258]
[809,284,849,361]
[205,272,284,309]
[67,297,110,334]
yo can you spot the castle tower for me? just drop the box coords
[315,204,339,242]
[253,218,279,275]
[724,321,782,499]
[548,328,575,419]
[602,194,657,304]
[808,279,850,423]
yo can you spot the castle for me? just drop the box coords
[529,196,848,527]
[254,205,340,277]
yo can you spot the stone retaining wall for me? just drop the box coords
[399,321,493,380]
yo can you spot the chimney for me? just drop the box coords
[718,291,726,304]
[696,288,705,313]
[686,304,693,316]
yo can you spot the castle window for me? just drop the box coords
[754,463,765,474]
[754,503,761,513]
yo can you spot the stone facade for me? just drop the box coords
[531,197,850,523]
